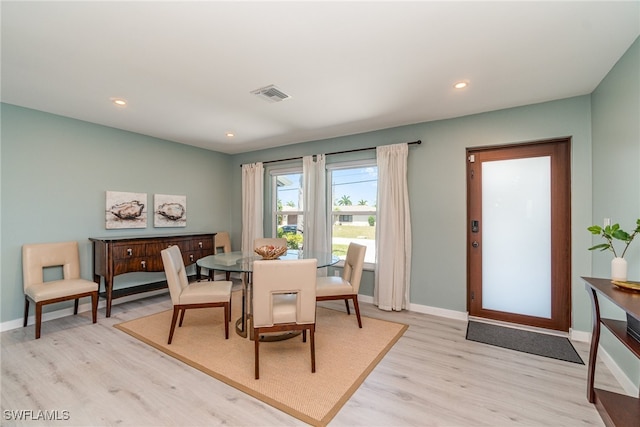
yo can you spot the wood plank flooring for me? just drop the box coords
[1,291,625,426]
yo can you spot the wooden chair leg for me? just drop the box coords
[178,308,186,327]
[35,302,43,339]
[168,307,180,344]
[344,299,351,315]
[73,298,79,315]
[23,298,29,327]
[310,325,316,373]
[223,303,229,339]
[302,330,307,342]
[254,329,260,379]
[91,292,98,324]
[352,296,362,328]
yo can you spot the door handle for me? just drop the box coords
[472,241,479,248]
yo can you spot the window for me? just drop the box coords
[269,160,378,263]
[271,169,304,249]
[329,161,377,264]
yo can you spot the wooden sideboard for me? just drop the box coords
[582,276,640,427]
[90,233,216,317]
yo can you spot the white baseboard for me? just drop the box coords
[570,329,590,343]
[598,345,640,396]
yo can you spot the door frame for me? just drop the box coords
[466,137,572,331]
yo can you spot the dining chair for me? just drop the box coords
[161,245,232,344]
[254,237,288,249]
[22,241,99,339]
[316,243,366,328]
[252,258,317,379]
[214,231,233,280]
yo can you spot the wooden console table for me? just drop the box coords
[90,233,216,317]
[582,276,640,427]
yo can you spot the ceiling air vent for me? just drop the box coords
[251,85,291,103]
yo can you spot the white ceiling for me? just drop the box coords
[2,1,639,155]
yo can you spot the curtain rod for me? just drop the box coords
[241,139,422,167]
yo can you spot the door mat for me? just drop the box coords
[466,321,583,364]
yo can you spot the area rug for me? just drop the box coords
[115,292,407,426]
[466,321,583,364]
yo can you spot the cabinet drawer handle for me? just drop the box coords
[127,248,133,256]
[141,260,146,269]
[189,254,195,262]
[198,241,203,249]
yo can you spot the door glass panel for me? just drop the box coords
[481,156,551,318]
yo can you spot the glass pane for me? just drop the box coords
[275,172,303,211]
[274,172,303,249]
[481,156,551,318]
[277,214,304,249]
[330,166,377,263]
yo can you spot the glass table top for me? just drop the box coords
[196,249,339,273]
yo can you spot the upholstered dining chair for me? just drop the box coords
[253,237,288,250]
[161,245,232,344]
[316,243,366,328]
[22,241,99,339]
[252,258,317,379]
[213,231,233,280]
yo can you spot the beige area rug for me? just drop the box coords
[115,291,407,426]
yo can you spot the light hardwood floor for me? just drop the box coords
[1,290,625,426]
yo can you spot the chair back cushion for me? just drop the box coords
[252,259,317,327]
[22,241,82,289]
[161,245,189,305]
[214,231,232,254]
[343,243,366,293]
[253,237,287,249]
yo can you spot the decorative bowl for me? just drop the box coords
[254,245,287,260]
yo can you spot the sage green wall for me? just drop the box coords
[231,95,594,330]
[591,36,640,387]
[0,104,233,323]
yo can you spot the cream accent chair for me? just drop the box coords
[252,259,317,379]
[316,243,366,328]
[253,237,287,250]
[161,245,232,344]
[213,231,233,281]
[22,241,99,339]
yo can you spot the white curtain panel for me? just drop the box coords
[303,154,329,276]
[375,143,412,311]
[241,162,264,252]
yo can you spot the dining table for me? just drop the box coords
[196,249,339,340]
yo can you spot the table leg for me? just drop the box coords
[586,286,601,404]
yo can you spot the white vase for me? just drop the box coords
[611,257,627,281]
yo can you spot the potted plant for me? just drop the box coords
[588,218,640,281]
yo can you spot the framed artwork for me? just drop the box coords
[154,194,187,227]
[105,191,147,229]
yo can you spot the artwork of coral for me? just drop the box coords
[154,194,187,227]
[106,191,147,229]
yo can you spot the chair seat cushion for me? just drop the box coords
[25,279,98,302]
[316,276,354,297]
[179,280,232,305]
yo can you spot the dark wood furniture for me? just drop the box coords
[583,276,640,427]
[90,233,215,317]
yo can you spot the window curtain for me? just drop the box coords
[375,143,411,311]
[303,154,329,275]
[241,162,264,252]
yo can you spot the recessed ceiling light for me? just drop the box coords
[110,98,127,107]
[226,132,235,137]
[453,81,469,89]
